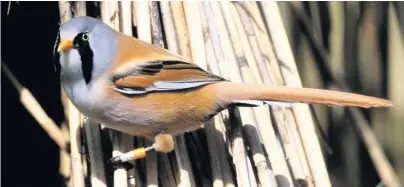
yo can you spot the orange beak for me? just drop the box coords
[57,39,73,52]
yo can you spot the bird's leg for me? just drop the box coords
[109,133,174,165]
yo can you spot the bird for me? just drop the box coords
[54,16,393,164]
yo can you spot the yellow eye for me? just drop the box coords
[82,33,89,41]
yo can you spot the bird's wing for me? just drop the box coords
[109,32,226,95]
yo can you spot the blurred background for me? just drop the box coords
[1,1,403,187]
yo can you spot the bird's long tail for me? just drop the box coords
[216,82,393,108]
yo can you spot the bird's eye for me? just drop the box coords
[82,33,89,41]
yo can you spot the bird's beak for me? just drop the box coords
[57,39,73,52]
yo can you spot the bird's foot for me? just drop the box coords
[108,133,174,166]
[108,146,155,165]
[153,133,174,153]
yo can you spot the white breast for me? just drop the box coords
[59,49,104,121]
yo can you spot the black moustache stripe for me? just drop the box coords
[73,33,93,85]
[79,45,93,85]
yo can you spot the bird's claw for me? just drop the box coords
[109,156,122,165]
[108,145,156,168]
[108,158,135,170]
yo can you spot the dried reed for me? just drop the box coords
[58,2,86,187]
[198,2,236,187]
[167,2,197,186]
[136,1,157,187]
[100,2,134,187]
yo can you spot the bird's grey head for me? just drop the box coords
[54,16,117,85]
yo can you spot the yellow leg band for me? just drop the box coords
[133,147,147,159]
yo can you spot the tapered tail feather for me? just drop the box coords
[217,82,393,108]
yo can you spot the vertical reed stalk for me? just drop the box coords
[387,3,404,186]
[198,2,236,187]
[207,2,255,186]
[159,4,184,186]
[225,2,280,187]
[242,3,307,186]
[327,2,348,186]
[83,119,107,187]
[57,3,73,187]
[119,3,138,186]
[100,2,133,187]
[168,2,197,186]
[58,2,86,187]
[135,1,157,186]
[58,1,72,120]
[183,1,207,69]
[150,3,178,186]
[68,100,85,187]
[358,3,387,156]
[234,2,312,186]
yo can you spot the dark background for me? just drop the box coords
[2,2,65,187]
